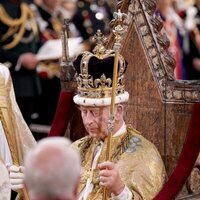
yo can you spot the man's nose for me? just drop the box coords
[84,111,94,125]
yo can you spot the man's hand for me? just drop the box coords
[19,53,39,70]
[9,165,25,191]
[98,161,125,196]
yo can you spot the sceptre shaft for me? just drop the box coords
[103,10,127,200]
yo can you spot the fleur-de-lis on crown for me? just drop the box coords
[94,74,112,88]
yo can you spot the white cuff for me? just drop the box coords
[111,185,133,200]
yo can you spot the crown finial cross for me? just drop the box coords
[91,30,107,57]
[92,30,105,44]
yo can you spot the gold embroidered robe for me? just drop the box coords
[72,125,166,200]
[0,63,36,165]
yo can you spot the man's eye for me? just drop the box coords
[82,110,87,114]
[93,112,100,117]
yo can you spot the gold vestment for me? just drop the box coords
[0,64,36,165]
[72,125,166,200]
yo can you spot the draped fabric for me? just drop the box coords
[154,103,200,200]
[0,64,36,165]
[48,91,74,137]
[72,125,166,200]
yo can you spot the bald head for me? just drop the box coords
[24,137,80,200]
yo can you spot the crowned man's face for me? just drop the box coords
[80,106,110,139]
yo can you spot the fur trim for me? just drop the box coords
[73,92,129,106]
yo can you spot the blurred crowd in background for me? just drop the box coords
[0,0,115,138]
[156,0,200,80]
[0,0,199,137]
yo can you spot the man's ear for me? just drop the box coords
[115,104,123,121]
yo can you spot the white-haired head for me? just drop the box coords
[24,137,80,200]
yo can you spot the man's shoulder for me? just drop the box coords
[123,125,165,173]
[126,125,161,156]
[128,125,153,143]
[71,135,91,150]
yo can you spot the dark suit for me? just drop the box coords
[32,4,61,126]
[0,0,41,124]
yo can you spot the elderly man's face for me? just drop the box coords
[80,106,110,139]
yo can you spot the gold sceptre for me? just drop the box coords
[103,10,127,200]
[60,19,76,91]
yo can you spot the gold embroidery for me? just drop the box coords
[0,77,19,165]
[73,126,166,200]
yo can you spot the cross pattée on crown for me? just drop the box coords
[91,29,107,58]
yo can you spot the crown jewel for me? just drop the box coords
[74,48,127,99]
[73,10,129,106]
